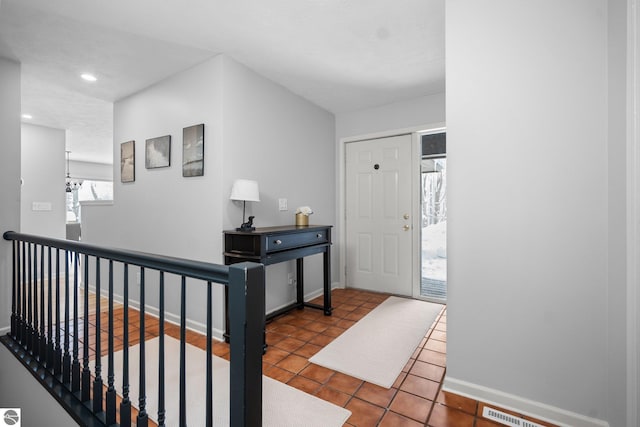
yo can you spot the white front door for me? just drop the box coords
[345,134,414,296]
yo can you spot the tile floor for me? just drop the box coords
[250,289,558,427]
[70,288,559,427]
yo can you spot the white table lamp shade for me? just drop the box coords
[230,179,260,202]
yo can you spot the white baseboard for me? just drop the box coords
[303,288,324,302]
[443,377,609,427]
[86,285,225,342]
[267,282,344,315]
[84,280,345,342]
[331,281,345,290]
[0,325,9,335]
[304,282,344,301]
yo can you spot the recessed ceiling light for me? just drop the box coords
[81,73,97,82]
[21,114,32,119]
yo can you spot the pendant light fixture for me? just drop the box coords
[65,151,82,192]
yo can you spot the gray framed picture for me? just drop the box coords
[120,140,135,183]
[183,124,204,177]
[146,135,171,169]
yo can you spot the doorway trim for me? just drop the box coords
[338,122,446,294]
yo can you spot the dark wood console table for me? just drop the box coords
[223,225,333,341]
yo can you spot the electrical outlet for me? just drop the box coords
[279,198,288,211]
[287,272,295,285]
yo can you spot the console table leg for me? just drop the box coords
[224,287,230,342]
[296,258,304,308]
[323,248,332,315]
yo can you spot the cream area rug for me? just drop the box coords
[96,336,351,426]
[310,296,443,388]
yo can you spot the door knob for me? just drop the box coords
[403,225,410,231]
[403,214,410,220]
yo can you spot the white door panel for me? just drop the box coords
[345,134,413,296]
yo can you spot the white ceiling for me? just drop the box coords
[0,0,445,164]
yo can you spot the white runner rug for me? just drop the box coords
[97,335,351,426]
[310,296,443,388]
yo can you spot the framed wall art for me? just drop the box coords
[120,140,135,183]
[182,124,204,177]
[145,135,171,169]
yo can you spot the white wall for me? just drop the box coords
[20,124,66,239]
[83,55,225,334]
[0,57,21,332]
[69,159,113,181]
[445,1,610,426]
[82,54,336,337]
[221,56,336,310]
[335,92,445,140]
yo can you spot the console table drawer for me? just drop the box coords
[266,229,328,253]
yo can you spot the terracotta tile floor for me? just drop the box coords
[258,289,559,427]
[65,288,559,427]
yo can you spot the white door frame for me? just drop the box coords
[338,122,446,295]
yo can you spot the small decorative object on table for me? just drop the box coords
[295,206,313,226]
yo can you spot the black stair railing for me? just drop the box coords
[1,231,265,427]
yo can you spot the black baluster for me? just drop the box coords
[106,260,116,425]
[62,251,71,384]
[12,241,18,339]
[10,241,17,338]
[157,272,166,427]
[120,264,131,427]
[81,254,91,403]
[31,244,39,354]
[54,248,62,377]
[20,242,26,345]
[136,267,148,427]
[39,245,46,361]
[47,247,54,371]
[93,258,103,414]
[206,281,213,427]
[71,252,80,392]
[27,242,32,352]
[180,276,187,427]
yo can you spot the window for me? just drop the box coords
[420,132,447,301]
[66,180,113,223]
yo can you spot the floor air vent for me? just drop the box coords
[482,406,546,427]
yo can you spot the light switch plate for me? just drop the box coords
[278,198,288,211]
[32,202,52,211]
